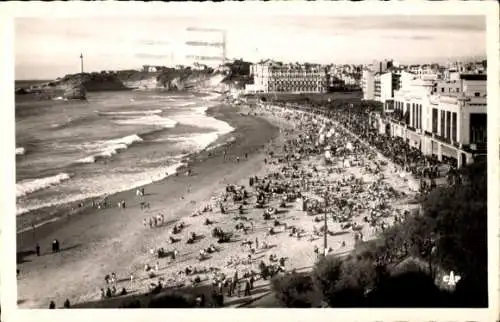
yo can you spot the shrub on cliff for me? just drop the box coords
[271,273,314,307]
[119,299,142,308]
[311,255,343,305]
[312,253,379,307]
[367,270,442,307]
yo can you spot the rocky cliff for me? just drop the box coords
[115,68,230,92]
[16,62,253,100]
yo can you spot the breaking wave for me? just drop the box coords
[113,115,178,128]
[16,173,71,198]
[16,162,186,216]
[76,134,144,164]
[95,109,163,116]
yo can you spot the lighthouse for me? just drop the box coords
[80,53,84,74]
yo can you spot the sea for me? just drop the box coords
[15,86,234,228]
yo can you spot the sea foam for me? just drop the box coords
[96,109,162,116]
[113,115,178,128]
[171,106,234,135]
[16,147,25,155]
[16,161,185,216]
[16,172,71,198]
[76,134,144,164]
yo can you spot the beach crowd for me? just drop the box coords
[36,98,462,308]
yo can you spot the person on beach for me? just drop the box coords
[63,299,70,308]
[49,301,56,309]
[36,243,40,256]
[244,278,251,296]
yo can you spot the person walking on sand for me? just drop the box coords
[237,280,243,297]
[236,156,240,163]
[244,278,251,297]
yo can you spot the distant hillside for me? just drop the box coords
[15,60,254,99]
[57,72,129,91]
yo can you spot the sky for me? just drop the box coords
[15,15,486,80]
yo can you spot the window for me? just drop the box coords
[446,111,451,139]
[432,108,438,133]
[475,92,480,97]
[440,110,445,137]
[412,104,416,127]
[441,88,444,93]
[452,112,457,142]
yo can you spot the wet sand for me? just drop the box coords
[16,103,280,308]
[17,102,419,309]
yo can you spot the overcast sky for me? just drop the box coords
[15,15,486,80]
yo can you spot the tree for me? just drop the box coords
[311,255,343,306]
[330,257,377,307]
[147,292,196,308]
[367,270,443,307]
[271,273,314,307]
[422,161,487,279]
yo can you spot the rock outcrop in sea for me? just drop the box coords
[63,82,87,100]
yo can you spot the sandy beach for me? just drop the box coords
[17,101,420,309]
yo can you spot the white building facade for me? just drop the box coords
[388,74,487,167]
[362,69,375,100]
[248,62,327,93]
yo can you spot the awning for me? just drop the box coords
[441,145,457,158]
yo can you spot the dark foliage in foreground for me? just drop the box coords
[273,161,487,308]
[147,292,197,308]
[271,273,315,307]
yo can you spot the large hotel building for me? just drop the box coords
[370,73,487,167]
[246,61,327,93]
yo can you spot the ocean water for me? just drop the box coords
[15,90,233,217]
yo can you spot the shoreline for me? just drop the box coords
[15,101,233,235]
[17,100,421,309]
[16,101,281,308]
